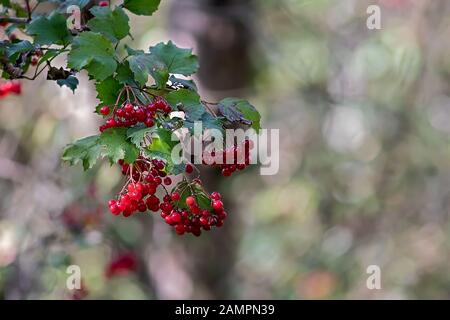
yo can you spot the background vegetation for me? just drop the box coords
[1,0,450,299]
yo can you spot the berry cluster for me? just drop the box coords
[99,97,171,132]
[108,157,171,216]
[203,139,254,176]
[107,155,227,236]
[163,190,227,237]
[0,80,21,98]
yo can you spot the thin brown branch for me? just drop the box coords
[0,17,29,24]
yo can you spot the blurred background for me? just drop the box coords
[1,0,450,299]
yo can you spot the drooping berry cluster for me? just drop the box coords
[99,97,171,132]
[203,139,254,176]
[108,157,172,216]
[162,190,227,237]
[0,80,21,98]
[107,155,227,236]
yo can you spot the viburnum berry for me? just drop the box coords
[186,196,196,207]
[100,106,110,116]
[185,163,194,174]
[171,191,180,201]
[0,81,21,98]
[163,177,172,185]
[99,1,109,7]
[212,200,223,211]
[30,56,39,66]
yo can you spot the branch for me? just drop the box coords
[25,0,32,21]
[0,17,29,24]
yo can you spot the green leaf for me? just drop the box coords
[116,61,135,84]
[5,40,34,58]
[166,88,205,121]
[68,32,117,81]
[169,75,197,91]
[37,49,60,67]
[62,135,101,170]
[123,0,160,16]
[149,41,199,77]
[156,127,179,148]
[184,112,224,135]
[99,127,139,164]
[218,97,261,132]
[95,76,121,108]
[26,12,71,45]
[56,75,78,93]
[87,6,130,42]
[127,49,166,87]
[127,124,156,147]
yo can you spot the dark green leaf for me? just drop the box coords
[26,12,71,45]
[218,97,261,131]
[184,112,224,135]
[127,124,156,147]
[68,32,117,81]
[99,127,139,164]
[37,48,60,67]
[169,75,197,91]
[62,135,101,170]
[5,40,34,58]
[123,0,160,16]
[166,88,205,121]
[56,75,78,93]
[149,40,199,76]
[127,49,166,87]
[87,6,130,42]
[95,76,121,108]
[116,61,135,84]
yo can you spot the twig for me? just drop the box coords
[0,17,29,24]
[25,0,32,21]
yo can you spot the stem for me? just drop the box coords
[0,17,28,24]
[25,0,32,21]
[203,101,218,118]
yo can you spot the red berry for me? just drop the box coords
[138,201,147,212]
[145,118,154,127]
[186,196,196,207]
[100,106,110,116]
[164,216,173,225]
[211,192,221,200]
[212,200,223,211]
[135,182,144,193]
[222,168,232,177]
[170,212,181,223]
[171,192,180,201]
[185,164,194,174]
[99,1,109,7]
[109,204,121,215]
[31,56,39,66]
[163,177,172,185]
[200,216,209,226]
[116,108,125,117]
[106,118,117,127]
[175,224,185,235]
[124,103,133,113]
